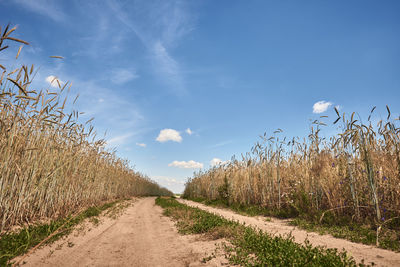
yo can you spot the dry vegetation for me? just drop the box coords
[184,105,400,245]
[0,24,172,232]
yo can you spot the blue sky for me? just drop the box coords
[1,0,399,193]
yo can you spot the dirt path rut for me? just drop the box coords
[178,199,400,267]
[17,198,227,267]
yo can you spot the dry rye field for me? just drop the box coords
[1,25,400,266]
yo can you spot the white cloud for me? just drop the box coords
[136,143,146,147]
[152,175,186,194]
[45,75,64,88]
[153,176,185,185]
[168,160,203,169]
[313,101,332,114]
[156,128,182,143]
[106,133,133,146]
[210,158,228,167]
[111,68,139,84]
[185,128,193,135]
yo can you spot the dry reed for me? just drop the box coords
[184,107,400,225]
[0,24,171,232]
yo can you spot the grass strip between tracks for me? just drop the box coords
[156,197,369,267]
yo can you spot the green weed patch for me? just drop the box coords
[187,196,400,252]
[156,197,363,266]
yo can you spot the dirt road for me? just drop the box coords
[178,199,400,267]
[15,197,400,267]
[16,198,228,267]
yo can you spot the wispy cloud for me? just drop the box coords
[313,101,332,114]
[136,142,146,147]
[107,0,194,95]
[12,0,67,22]
[156,128,182,143]
[71,12,127,58]
[152,41,184,94]
[160,1,195,46]
[106,1,146,43]
[107,133,134,147]
[111,68,139,84]
[209,140,233,148]
[72,79,144,130]
[168,160,203,169]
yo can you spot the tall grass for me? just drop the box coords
[184,106,400,228]
[0,24,172,232]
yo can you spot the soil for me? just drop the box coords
[15,197,400,266]
[14,197,229,267]
[178,199,400,267]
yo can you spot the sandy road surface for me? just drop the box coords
[178,199,400,267]
[16,198,228,267]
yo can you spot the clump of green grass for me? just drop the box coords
[157,196,239,236]
[289,218,400,252]
[156,197,362,266]
[0,199,122,266]
[226,228,360,267]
